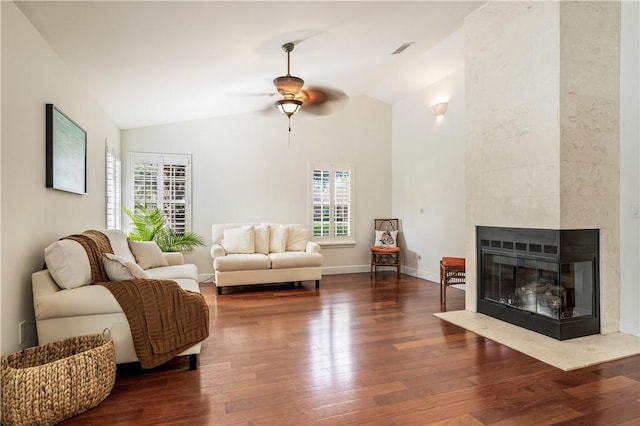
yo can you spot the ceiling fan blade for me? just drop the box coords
[299,86,348,116]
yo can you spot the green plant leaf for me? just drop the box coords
[123,205,204,252]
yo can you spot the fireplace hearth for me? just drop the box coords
[477,226,600,340]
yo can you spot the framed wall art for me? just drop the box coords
[46,104,87,194]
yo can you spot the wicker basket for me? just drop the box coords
[1,332,116,425]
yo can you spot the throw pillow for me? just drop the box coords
[286,226,310,251]
[44,240,92,289]
[128,240,169,269]
[100,229,136,262]
[254,224,271,255]
[374,230,398,248]
[222,225,255,254]
[269,225,288,253]
[102,253,149,281]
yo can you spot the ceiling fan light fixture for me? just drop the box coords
[275,98,303,117]
[273,75,304,96]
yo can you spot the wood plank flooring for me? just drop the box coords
[60,273,640,425]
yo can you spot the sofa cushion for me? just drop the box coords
[100,229,136,262]
[128,240,169,269]
[102,253,149,281]
[269,225,288,253]
[254,224,271,255]
[144,264,199,281]
[286,227,310,251]
[44,240,92,289]
[214,254,270,272]
[34,277,199,320]
[269,252,323,269]
[222,225,255,254]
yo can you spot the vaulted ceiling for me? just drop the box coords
[17,1,483,129]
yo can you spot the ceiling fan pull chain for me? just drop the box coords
[288,117,292,149]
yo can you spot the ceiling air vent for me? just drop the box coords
[391,42,414,55]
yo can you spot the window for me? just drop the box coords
[310,163,354,244]
[129,153,192,233]
[106,146,121,229]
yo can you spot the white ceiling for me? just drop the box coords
[16,1,484,129]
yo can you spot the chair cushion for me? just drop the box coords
[370,246,400,253]
[441,257,465,267]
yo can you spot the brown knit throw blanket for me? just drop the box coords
[65,230,209,369]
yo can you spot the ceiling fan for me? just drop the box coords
[272,42,347,120]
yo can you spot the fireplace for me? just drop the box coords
[477,226,600,340]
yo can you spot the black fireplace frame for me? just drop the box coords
[476,226,600,340]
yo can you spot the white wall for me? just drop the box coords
[619,0,640,336]
[392,67,466,282]
[121,95,392,277]
[1,2,120,355]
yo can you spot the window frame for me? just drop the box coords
[308,163,355,247]
[105,144,121,230]
[128,152,193,233]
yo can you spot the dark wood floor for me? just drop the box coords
[61,273,640,425]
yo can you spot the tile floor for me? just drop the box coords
[434,310,640,371]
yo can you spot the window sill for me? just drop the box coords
[316,240,356,248]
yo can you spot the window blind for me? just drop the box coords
[310,164,353,242]
[130,153,192,233]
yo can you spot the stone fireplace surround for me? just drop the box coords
[464,1,621,336]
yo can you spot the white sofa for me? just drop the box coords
[32,229,203,369]
[210,223,323,294]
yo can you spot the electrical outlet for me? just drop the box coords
[18,320,26,344]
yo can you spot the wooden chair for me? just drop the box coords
[370,219,400,278]
[440,257,465,304]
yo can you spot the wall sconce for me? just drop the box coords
[430,101,448,116]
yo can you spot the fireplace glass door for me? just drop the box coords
[482,254,593,320]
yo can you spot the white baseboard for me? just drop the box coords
[401,266,439,283]
[198,274,215,283]
[322,265,370,275]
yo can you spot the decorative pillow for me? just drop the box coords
[100,229,136,262]
[286,226,310,251]
[254,224,271,255]
[44,240,92,289]
[374,230,398,248]
[222,225,255,254]
[128,240,169,269]
[102,253,149,281]
[269,225,288,253]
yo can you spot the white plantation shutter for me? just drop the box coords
[106,148,121,229]
[162,162,187,234]
[130,153,192,233]
[310,164,354,243]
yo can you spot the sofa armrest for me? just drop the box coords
[305,241,321,253]
[32,270,62,298]
[210,244,226,260]
[163,252,184,266]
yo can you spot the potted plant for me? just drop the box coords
[123,205,205,252]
